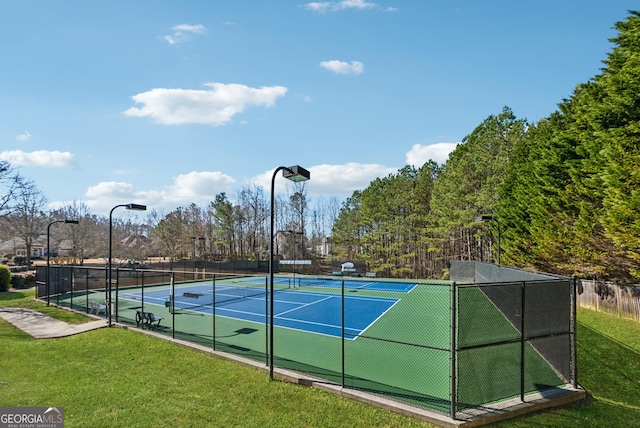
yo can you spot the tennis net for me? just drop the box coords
[170,281,272,311]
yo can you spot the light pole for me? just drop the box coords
[46,219,79,306]
[108,203,147,326]
[474,215,501,265]
[270,165,310,379]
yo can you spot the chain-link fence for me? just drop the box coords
[36,261,577,420]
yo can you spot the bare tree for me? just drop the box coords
[51,201,93,263]
[7,179,48,267]
[0,160,23,215]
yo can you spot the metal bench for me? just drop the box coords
[89,301,107,316]
[135,310,163,329]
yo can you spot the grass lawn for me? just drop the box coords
[0,290,431,428]
[494,308,640,427]
[2,290,640,427]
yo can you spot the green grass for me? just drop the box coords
[493,308,640,427]
[0,290,432,428]
[0,289,90,323]
[2,290,640,427]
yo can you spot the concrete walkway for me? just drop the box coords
[0,307,107,339]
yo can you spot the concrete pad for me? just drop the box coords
[0,307,107,338]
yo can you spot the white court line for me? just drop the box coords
[276,295,334,317]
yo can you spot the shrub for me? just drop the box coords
[10,275,25,289]
[12,256,26,266]
[0,265,10,292]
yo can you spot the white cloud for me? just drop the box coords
[124,83,288,125]
[83,171,236,214]
[16,131,31,142]
[85,181,138,200]
[305,2,332,12]
[164,23,206,44]
[405,142,459,166]
[166,171,236,202]
[305,0,395,12]
[0,150,77,168]
[335,0,376,10]
[173,24,206,33]
[252,162,397,195]
[320,60,364,75]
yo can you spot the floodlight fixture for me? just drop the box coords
[282,165,310,182]
[125,203,147,211]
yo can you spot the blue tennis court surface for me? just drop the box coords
[241,276,417,293]
[120,284,399,339]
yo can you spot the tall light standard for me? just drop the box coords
[270,165,310,379]
[46,219,79,306]
[474,214,501,265]
[108,203,147,326]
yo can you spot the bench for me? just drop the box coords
[135,310,163,329]
[365,272,376,278]
[89,301,107,316]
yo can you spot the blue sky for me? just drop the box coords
[0,1,632,216]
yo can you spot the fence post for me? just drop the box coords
[571,275,578,389]
[520,281,526,402]
[85,269,89,313]
[264,275,268,365]
[171,272,175,339]
[212,274,216,351]
[342,278,345,388]
[115,267,120,322]
[70,268,74,310]
[450,281,457,420]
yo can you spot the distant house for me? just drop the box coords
[57,240,75,257]
[315,236,332,257]
[120,234,153,249]
[0,236,46,259]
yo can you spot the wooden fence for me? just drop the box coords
[578,279,640,322]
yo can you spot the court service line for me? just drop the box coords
[276,295,334,317]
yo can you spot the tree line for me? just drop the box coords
[0,161,340,268]
[331,11,640,283]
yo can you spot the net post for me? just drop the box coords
[450,281,457,420]
[141,270,145,313]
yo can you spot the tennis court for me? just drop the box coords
[108,275,458,412]
[40,263,578,420]
[120,281,400,339]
